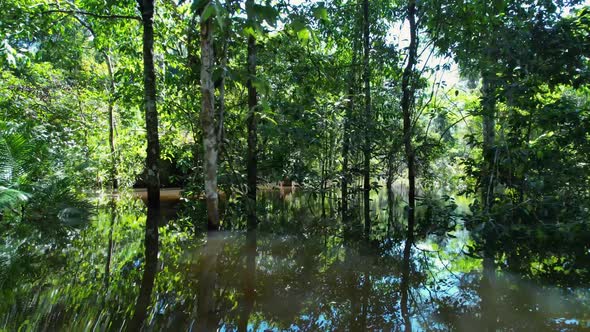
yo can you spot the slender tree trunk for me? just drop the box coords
[138,0,160,210]
[200,2,220,230]
[480,71,497,332]
[481,73,496,213]
[341,36,357,221]
[321,129,327,219]
[104,52,118,190]
[362,0,371,237]
[217,0,230,153]
[386,162,395,235]
[217,36,227,148]
[401,0,418,248]
[130,2,160,328]
[246,0,258,231]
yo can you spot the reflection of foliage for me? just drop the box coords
[416,192,458,238]
[2,192,590,330]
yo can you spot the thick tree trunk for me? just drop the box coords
[246,0,258,231]
[200,3,220,230]
[362,0,371,237]
[401,0,418,248]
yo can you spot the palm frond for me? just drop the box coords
[0,133,33,184]
[0,186,30,210]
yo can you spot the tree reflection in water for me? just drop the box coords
[128,205,160,331]
[1,190,590,331]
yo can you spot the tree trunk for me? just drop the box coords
[401,0,418,248]
[341,32,357,222]
[480,70,497,332]
[386,166,394,235]
[105,52,118,191]
[200,2,219,230]
[362,0,371,237]
[246,0,258,231]
[138,0,160,211]
[129,1,161,328]
[481,73,496,213]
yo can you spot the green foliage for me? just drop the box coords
[1,2,589,323]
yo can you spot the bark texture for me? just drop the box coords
[341,26,358,222]
[362,0,371,237]
[200,2,220,230]
[480,71,497,332]
[105,52,118,190]
[139,0,160,210]
[246,0,258,231]
[401,0,418,247]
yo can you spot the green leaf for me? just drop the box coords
[291,18,307,32]
[297,28,311,41]
[255,5,278,27]
[201,4,216,22]
[312,6,329,21]
[244,26,256,37]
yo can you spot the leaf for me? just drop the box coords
[244,26,256,38]
[0,186,30,210]
[312,6,329,21]
[255,4,278,27]
[213,1,225,28]
[297,28,311,41]
[201,4,216,22]
[260,112,277,125]
[291,18,307,32]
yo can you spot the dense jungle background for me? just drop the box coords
[1,0,590,330]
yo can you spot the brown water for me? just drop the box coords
[1,190,589,331]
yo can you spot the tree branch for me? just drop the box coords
[41,9,141,21]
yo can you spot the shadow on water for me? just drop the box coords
[1,189,590,331]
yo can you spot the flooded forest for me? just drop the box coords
[1,0,590,331]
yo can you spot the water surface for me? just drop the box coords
[1,190,589,331]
